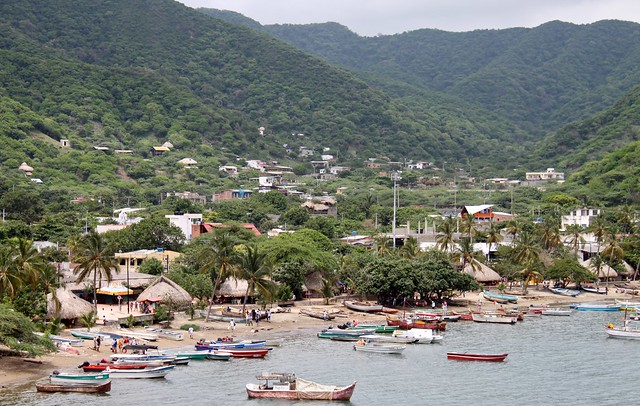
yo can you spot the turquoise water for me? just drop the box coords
[3,311,637,405]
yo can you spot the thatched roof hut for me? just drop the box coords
[582,258,618,279]
[302,271,325,294]
[217,277,248,298]
[463,259,502,283]
[136,276,192,308]
[47,287,94,320]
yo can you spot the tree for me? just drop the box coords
[138,257,164,275]
[0,247,22,300]
[485,220,503,254]
[512,230,541,294]
[105,215,185,252]
[79,310,97,331]
[564,225,585,259]
[537,218,562,254]
[400,236,421,259]
[0,303,55,356]
[198,232,238,322]
[460,214,478,243]
[545,258,595,287]
[601,232,624,286]
[72,232,119,311]
[436,216,456,253]
[237,244,275,313]
[281,207,310,227]
[505,219,523,245]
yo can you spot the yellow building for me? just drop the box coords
[114,249,181,273]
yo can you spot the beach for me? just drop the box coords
[1,285,636,392]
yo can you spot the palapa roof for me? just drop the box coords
[47,287,94,320]
[19,162,34,172]
[463,259,502,282]
[217,277,248,298]
[178,157,197,165]
[302,271,325,292]
[137,276,192,305]
[581,258,618,278]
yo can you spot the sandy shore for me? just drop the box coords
[1,286,636,392]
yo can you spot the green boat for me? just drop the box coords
[69,330,112,340]
[317,328,376,339]
[164,351,208,360]
[347,325,397,334]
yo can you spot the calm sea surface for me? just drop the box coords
[3,311,638,406]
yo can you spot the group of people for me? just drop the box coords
[244,308,271,326]
[110,337,135,353]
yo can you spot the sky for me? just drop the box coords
[177,0,640,36]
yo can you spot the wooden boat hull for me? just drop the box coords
[49,372,110,385]
[548,288,582,297]
[245,382,356,400]
[606,329,640,339]
[582,287,607,294]
[471,314,517,324]
[82,363,147,372]
[144,326,185,341]
[447,352,508,362]
[386,315,447,330]
[574,304,620,311]
[353,343,405,354]
[300,309,336,320]
[107,365,174,379]
[36,380,111,393]
[217,348,270,358]
[482,290,519,303]
[360,334,418,344]
[541,309,571,316]
[205,352,232,360]
[344,301,384,313]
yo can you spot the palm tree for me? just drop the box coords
[538,218,562,254]
[564,225,585,259]
[372,234,392,257]
[512,230,541,294]
[237,244,275,314]
[456,238,480,274]
[485,220,503,255]
[436,216,456,253]
[460,214,478,243]
[41,263,62,316]
[601,232,624,287]
[505,219,523,246]
[11,238,47,287]
[616,205,635,235]
[72,232,119,311]
[199,233,238,322]
[79,310,97,332]
[400,236,421,259]
[0,247,22,300]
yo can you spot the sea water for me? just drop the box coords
[3,311,637,405]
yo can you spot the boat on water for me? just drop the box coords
[452,311,474,321]
[541,308,572,316]
[471,313,517,324]
[106,365,175,379]
[49,371,110,385]
[35,380,112,393]
[353,340,405,354]
[79,360,147,372]
[447,352,508,362]
[392,328,443,344]
[359,334,418,344]
[344,300,384,313]
[245,373,356,401]
[574,303,620,311]
[346,324,398,334]
[607,319,640,339]
[548,287,582,297]
[144,326,184,341]
[205,351,232,361]
[482,290,519,303]
[33,332,84,347]
[414,311,461,322]
[317,328,376,340]
[385,315,447,331]
[216,348,270,358]
[162,350,209,360]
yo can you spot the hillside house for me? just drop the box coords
[165,212,203,242]
[460,204,494,222]
[166,191,207,205]
[212,189,253,201]
[114,249,181,273]
[561,208,601,230]
[301,197,337,217]
[525,168,565,182]
[191,222,261,239]
[218,165,238,176]
[151,146,169,156]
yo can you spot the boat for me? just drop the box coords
[353,340,406,354]
[35,380,112,393]
[205,351,232,361]
[447,352,508,362]
[106,365,175,379]
[574,303,620,311]
[548,287,582,297]
[330,336,361,342]
[452,311,474,321]
[171,357,190,366]
[162,350,209,360]
[144,326,184,341]
[103,328,158,341]
[344,300,384,313]
[471,313,517,324]
[79,361,147,372]
[582,286,607,294]
[194,341,267,351]
[245,373,356,401]
[359,334,418,344]
[541,308,572,316]
[217,348,270,358]
[386,315,447,331]
[346,325,398,334]
[317,328,375,340]
[607,318,640,339]
[300,308,336,320]
[482,290,519,303]
[414,311,461,322]
[49,371,110,385]
[206,314,246,323]
[33,332,84,347]
[70,330,113,340]
[392,328,443,344]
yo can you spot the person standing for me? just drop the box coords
[96,336,101,352]
[188,326,194,339]
[229,319,236,331]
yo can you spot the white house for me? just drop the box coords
[526,168,565,181]
[165,213,202,242]
[561,208,601,230]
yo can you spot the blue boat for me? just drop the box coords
[574,303,620,311]
[482,290,519,303]
[549,287,582,297]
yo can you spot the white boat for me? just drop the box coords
[33,332,84,347]
[106,365,175,379]
[49,371,110,385]
[541,308,571,316]
[392,328,443,344]
[471,313,517,324]
[606,319,640,339]
[359,334,418,344]
[103,328,158,341]
[144,326,184,341]
[353,340,405,354]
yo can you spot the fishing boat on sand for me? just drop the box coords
[300,309,336,320]
[35,380,112,393]
[246,373,356,400]
[33,332,84,347]
[482,290,519,304]
[70,330,113,341]
[447,352,508,362]
[548,287,582,297]
[144,326,184,341]
[582,286,607,294]
[343,301,384,313]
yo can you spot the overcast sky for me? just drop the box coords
[177,0,640,36]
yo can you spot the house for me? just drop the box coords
[60,139,70,148]
[525,168,565,182]
[561,208,601,230]
[191,222,261,239]
[320,154,335,161]
[218,165,238,176]
[301,197,338,217]
[460,205,494,222]
[167,191,207,205]
[212,189,253,202]
[246,160,266,171]
[19,162,33,176]
[178,158,198,169]
[93,146,109,151]
[330,166,351,175]
[151,146,169,156]
[406,161,433,170]
[492,211,514,223]
[299,147,314,157]
[165,212,203,242]
[114,249,181,273]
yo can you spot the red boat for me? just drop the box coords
[81,362,147,372]
[217,348,270,358]
[446,352,508,362]
[452,311,473,321]
[386,315,447,331]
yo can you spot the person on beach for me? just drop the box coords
[229,319,236,331]
[266,309,271,322]
[111,338,117,353]
[95,336,101,352]
[246,310,252,326]
[188,326,194,339]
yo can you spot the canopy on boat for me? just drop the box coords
[96,282,133,296]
